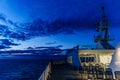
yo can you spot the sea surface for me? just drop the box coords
[0,59,49,80]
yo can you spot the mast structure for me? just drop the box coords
[94,6,114,49]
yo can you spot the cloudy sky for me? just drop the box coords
[0,0,119,50]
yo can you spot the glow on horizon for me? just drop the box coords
[10,31,95,50]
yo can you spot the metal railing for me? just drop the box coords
[38,62,51,80]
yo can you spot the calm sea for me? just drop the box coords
[0,59,49,80]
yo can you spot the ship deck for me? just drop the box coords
[48,62,120,80]
[49,63,82,80]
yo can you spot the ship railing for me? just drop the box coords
[38,62,51,80]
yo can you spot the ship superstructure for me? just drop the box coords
[66,6,116,79]
[38,6,120,80]
[40,6,120,80]
[77,6,115,69]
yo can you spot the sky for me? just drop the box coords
[0,0,120,50]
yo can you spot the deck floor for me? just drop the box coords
[49,63,82,80]
[48,63,120,80]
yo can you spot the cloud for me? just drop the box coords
[45,41,56,45]
[35,45,63,50]
[0,39,19,49]
[27,47,34,50]
[19,16,98,38]
[0,24,26,41]
[25,45,63,54]
[55,45,63,48]
[0,5,111,41]
[0,45,11,49]
[0,13,15,26]
[47,16,99,34]
[34,46,63,54]
[0,39,19,46]
[0,15,98,41]
[0,13,7,22]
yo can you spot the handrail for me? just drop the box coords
[38,62,51,80]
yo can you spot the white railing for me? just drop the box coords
[38,62,51,80]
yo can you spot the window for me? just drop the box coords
[80,57,94,62]
[80,57,85,62]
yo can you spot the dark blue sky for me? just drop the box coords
[0,0,119,50]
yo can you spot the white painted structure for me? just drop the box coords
[67,46,81,68]
[109,43,120,72]
[78,50,114,67]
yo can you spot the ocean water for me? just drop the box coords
[0,59,49,80]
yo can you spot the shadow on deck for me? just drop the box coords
[49,63,85,80]
[48,63,120,80]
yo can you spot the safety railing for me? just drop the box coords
[38,62,51,80]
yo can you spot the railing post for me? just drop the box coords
[38,62,51,80]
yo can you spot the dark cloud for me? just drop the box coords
[27,47,34,50]
[0,24,27,41]
[0,45,11,49]
[0,39,19,49]
[0,13,7,22]
[0,3,115,41]
[35,45,62,50]
[0,15,99,41]
[0,13,16,26]
[0,39,19,46]
[55,45,63,48]
[45,42,56,45]
[0,25,8,36]
[25,45,63,54]
[19,15,99,38]
[34,46,63,54]
[47,16,99,34]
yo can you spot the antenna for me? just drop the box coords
[101,6,106,18]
